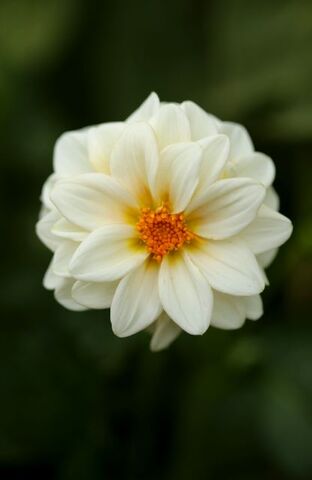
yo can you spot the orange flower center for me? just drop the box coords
[136,204,195,262]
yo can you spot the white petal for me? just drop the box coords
[150,104,191,149]
[260,263,269,286]
[195,134,230,195]
[186,178,265,239]
[242,294,263,320]
[87,122,125,173]
[150,312,181,352]
[72,280,118,309]
[211,291,246,330]
[234,152,275,187]
[264,186,280,211]
[36,209,61,251]
[111,260,161,337]
[220,121,254,159]
[52,218,87,242]
[257,248,278,268]
[53,129,92,176]
[187,239,265,296]
[158,252,213,335]
[40,174,58,210]
[239,204,293,254]
[43,260,64,290]
[181,101,219,140]
[156,142,202,212]
[52,240,78,277]
[110,122,159,202]
[127,92,160,123]
[69,224,148,282]
[51,173,138,231]
[54,278,87,311]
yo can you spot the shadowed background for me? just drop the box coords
[0,0,311,479]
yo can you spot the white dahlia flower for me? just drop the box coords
[36,92,293,351]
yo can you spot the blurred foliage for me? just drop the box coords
[0,0,311,479]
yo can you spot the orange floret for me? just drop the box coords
[136,204,194,261]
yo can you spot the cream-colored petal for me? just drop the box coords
[156,142,202,212]
[69,224,148,282]
[52,240,79,277]
[127,92,160,123]
[72,280,118,309]
[219,121,254,159]
[43,260,64,290]
[53,129,92,176]
[111,260,162,337]
[257,248,278,268]
[150,104,191,149]
[242,294,263,320]
[150,312,181,352]
[234,152,275,187]
[51,173,138,231]
[186,178,265,239]
[187,239,265,296]
[40,174,58,210]
[158,252,213,335]
[54,278,87,312]
[195,134,230,195]
[52,218,87,242]
[87,122,125,173]
[181,101,219,140]
[36,209,61,252]
[238,205,293,254]
[110,122,159,202]
[264,186,280,211]
[211,291,246,330]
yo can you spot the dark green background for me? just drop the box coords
[0,1,311,479]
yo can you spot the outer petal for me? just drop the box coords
[234,152,275,187]
[40,174,58,210]
[186,178,265,239]
[53,130,92,176]
[127,92,160,123]
[219,122,254,159]
[52,240,79,277]
[156,142,202,212]
[43,260,64,290]
[195,134,230,195]
[187,239,265,296]
[51,173,138,231]
[150,312,181,352]
[54,278,87,311]
[242,294,263,320]
[72,280,118,309]
[110,122,159,202]
[36,209,61,251]
[211,291,246,330]
[87,123,125,173]
[238,205,293,254]
[52,218,87,242]
[158,252,213,335]
[69,225,148,282]
[111,260,162,337]
[257,248,278,269]
[265,186,280,211]
[150,104,191,149]
[181,101,219,140]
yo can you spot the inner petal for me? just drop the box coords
[136,203,195,261]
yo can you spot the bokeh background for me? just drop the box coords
[1,1,311,479]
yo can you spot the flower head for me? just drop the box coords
[36,93,293,351]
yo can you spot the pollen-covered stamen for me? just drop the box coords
[136,204,195,261]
